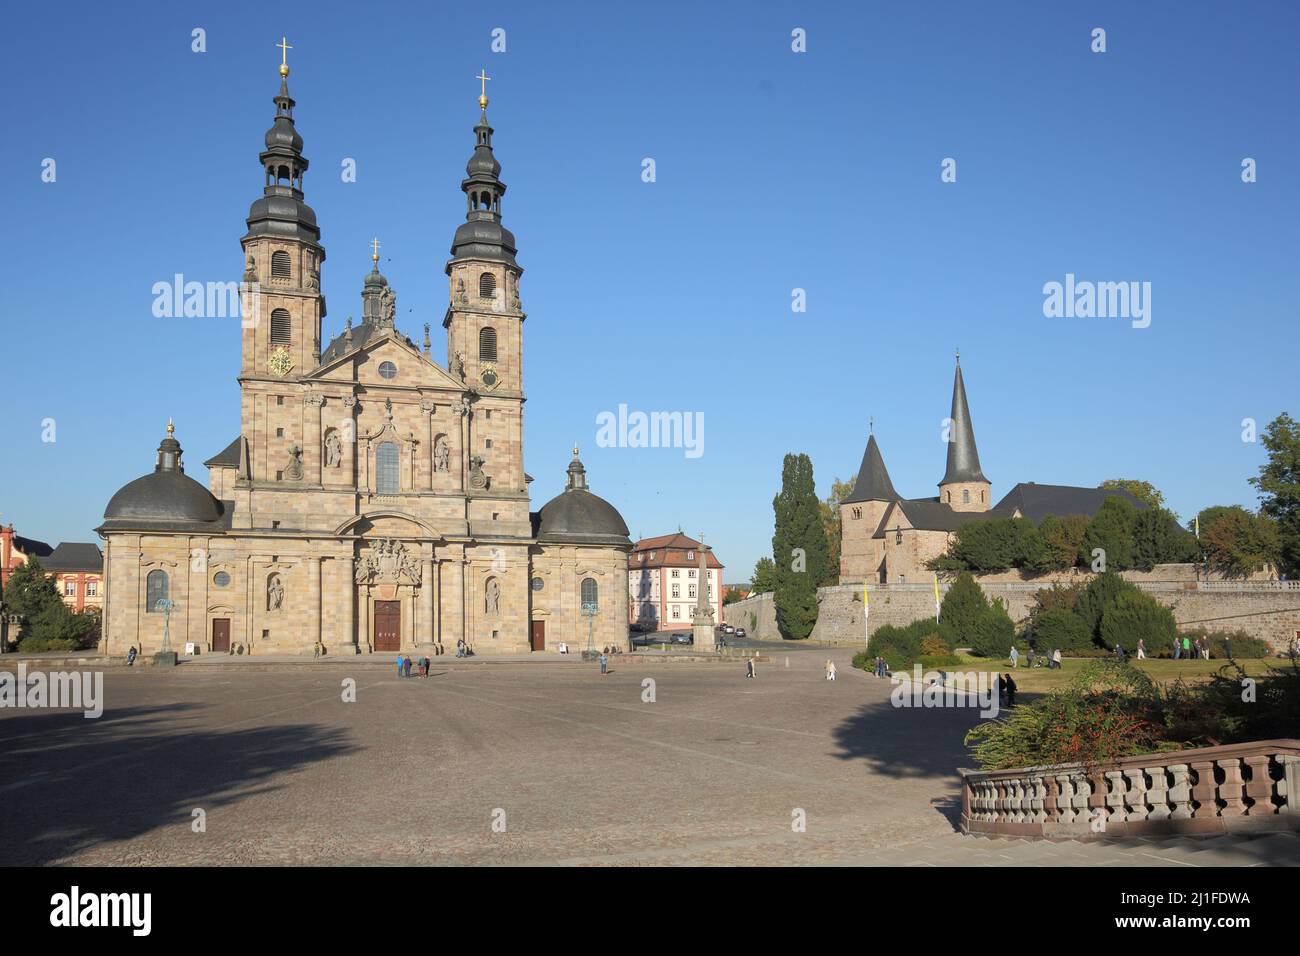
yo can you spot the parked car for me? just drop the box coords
[670,632,692,645]
[735,627,747,638]
[722,624,735,634]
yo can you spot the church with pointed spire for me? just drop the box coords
[97,51,631,656]
[839,356,1147,584]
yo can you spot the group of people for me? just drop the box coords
[868,656,888,678]
[1174,634,1213,660]
[395,655,432,678]
[997,672,1018,707]
[1008,645,1062,669]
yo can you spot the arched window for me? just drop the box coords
[376,442,399,494]
[271,250,292,277]
[479,272,496,300]
[146,570,169,612]
[270,308,292,345]
[962,489,971,504]
[581,577,598,609]
[479,327,497,362]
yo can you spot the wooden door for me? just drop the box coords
[211,618,231,653]
[530,620,546,652]
[374,601,401,652]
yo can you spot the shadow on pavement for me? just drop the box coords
[0,704,356,865]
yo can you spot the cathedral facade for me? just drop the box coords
[97,60,631,657]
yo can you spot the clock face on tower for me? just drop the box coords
[479,363,500,390]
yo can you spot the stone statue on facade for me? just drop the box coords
[379,286,396,328]
[267,574,284,612]
[284,444,303,481]
[468,455,488,490]
[434,434,450,473]
[486,578,500,616]
[449,351,465,382]
[324,430,342,468]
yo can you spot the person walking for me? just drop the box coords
[1051,647,1062,669]
[1026,646,1036,668]
[1136,638,1146,660]
[395,654,405,678]
[403,655,413,678]
[1181,634,1192,661]
[1009,645,1019,669]
[599,652,609,675]
[824,659,836,681]
[1003,673,1017,708]
[745,658,755,679]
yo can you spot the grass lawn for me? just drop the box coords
[951,654,1289,694]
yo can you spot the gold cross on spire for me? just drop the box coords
[476,69,491,109]
[277,36,293,77]
[371,236,381,262]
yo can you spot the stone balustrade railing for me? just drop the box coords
[960,740,1300,839]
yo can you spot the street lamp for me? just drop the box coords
[155,598,176,653]
[581,601,598,659]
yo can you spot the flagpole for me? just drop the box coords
[934,572,941,623]
[863,583,870,647]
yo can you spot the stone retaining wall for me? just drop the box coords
[726,575,1300,652]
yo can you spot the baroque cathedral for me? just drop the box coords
[97,54,631,656]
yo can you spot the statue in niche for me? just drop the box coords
[511,281,520,311]
[324,430,342,468]
[485,578,500,616]
[455,278,468,305]
[434,434,450,473]
[449,351,466,382]
[243,254,257,283]
[267,574,284,612]
[306,268,320,291]
[284,443,303,481]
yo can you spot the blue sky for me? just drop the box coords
[1,1,1295,580]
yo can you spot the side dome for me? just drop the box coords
[535,451,631,545]
[101,423,225,529]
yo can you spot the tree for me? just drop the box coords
[1083,496,1137,571]
[818,476,854,587]
[750,556,777,594]
[1099,478,1166,510]
[1028,606,1093,652]
[1196,505,1280,577]
[937,573,987,650]
[1099,590,1178,655]
[928,517,1042,573]
[1,557,62,623]
[1029,514,1090,572]
[968,598,1016,658]
[1250,412,1300,576]
[1073,570,1140,643]
[1131,507,1198,571]
[771,453,829,639]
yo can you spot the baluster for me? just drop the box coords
[1123,768,1149,821]
[1071,770,1091,821]
[1242,754,1274,815]
[1106,770,1127,822]
[1190,759,1219,818]
[1145,765,1171,820]
[1028,775,1046,823]
[1044,775,1061,823]
[1055,773,1074,823]
[1167,764,1193,820]
[1218,757,1246,816]
[1281,755,1299,816]
[1009,779,1026,823]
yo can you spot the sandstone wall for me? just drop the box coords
[728,577,1300,653]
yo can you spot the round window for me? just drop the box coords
[530,577,544,592]
[214,571,231,588]
[378,361,397,379]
